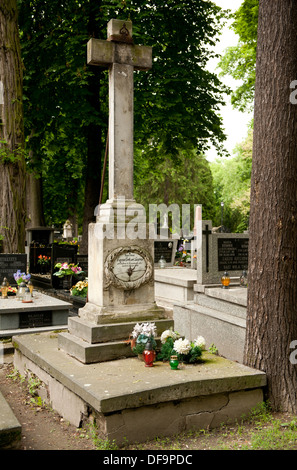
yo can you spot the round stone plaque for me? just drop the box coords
[104,246,153,290]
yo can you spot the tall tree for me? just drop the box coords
[218,0,258,112]
[0,0,26,252]
[19,0,229,249]
[210,128,253,232]
[244,0,297,412]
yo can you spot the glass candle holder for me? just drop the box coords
[221,271,230,289]
[169,355,179,370]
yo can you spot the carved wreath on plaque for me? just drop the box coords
[104,245,153,290]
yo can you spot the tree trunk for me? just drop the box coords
[26,172,45,228]
[0,0,26,253]
[244,0,297,412]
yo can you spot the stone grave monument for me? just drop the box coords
[195,219,249,285]
[174,207,249,363]
[58,19,170,363]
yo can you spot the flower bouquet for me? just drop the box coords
[8,286,17,296]
[175,239,191,266]
[37,255,51,265]
[13,270,31,285]
[130,322,157,356]
[37,255,51,274]
[53,262,84,278]
[157,328,206,364]
[70,279,88,298]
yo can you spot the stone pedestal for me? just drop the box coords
[58,201,167,363]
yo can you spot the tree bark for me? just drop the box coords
[0,0,26,252]
[26,172,45,228]
[244,0,297,412]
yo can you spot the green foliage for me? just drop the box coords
[157,337,203,364]
[210,126,253,232]
[208,343,219,355]
[218,0,259,112]
[0,140,27,164]
[157,337,175,362]
[134,147,216,229]
[132,334,157,356]
[180,345,203,364]
[17,0,229,228]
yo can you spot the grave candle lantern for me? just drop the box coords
[169,355,179,370]
[221,271,230,289]
[143,340,155,367]
[22,287,33,303]
[17,281,27,300]
[28,280,34,297]
[1,279,8,299]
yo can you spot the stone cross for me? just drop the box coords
[87,19,152,202]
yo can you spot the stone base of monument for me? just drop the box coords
[12,331,266,446]
[58,315,173,364]
[173,286,247,363]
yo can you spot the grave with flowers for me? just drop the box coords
[0,268,71,335]
[130,322,206,369]
[10,20,266,446]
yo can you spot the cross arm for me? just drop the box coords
[87,38,152,71]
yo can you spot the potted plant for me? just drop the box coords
[53,262,84,290]
[130,322,157,360]
[70,279,88,313]
[37,255,51,274]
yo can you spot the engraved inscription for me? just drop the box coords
[104,246,153,290]
[218,238,249,272]
[113,252,146,281]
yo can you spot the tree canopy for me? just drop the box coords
[210,127,253,232]
[218,0,258,112]
[16,0,229,239]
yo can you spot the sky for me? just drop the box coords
[206,0,253,162]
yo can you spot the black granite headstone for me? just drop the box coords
[218,238,249,272]
[76,255,88,277]
[0,254,27,286]
[154,241,175,264]
[51,243,78,288]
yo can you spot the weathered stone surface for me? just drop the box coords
[173,288,247,363]
[0,390,21,449]
[13,332,266,445]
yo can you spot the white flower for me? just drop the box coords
[141,322,157,338]
[132,323,143,339]
[173,338,191,355]
[132,322,157,339]
[160,328,179,344]
[194,336,206,350]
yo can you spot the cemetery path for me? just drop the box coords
[0,362,96,451]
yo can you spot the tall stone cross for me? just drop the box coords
[87,19,152,203]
